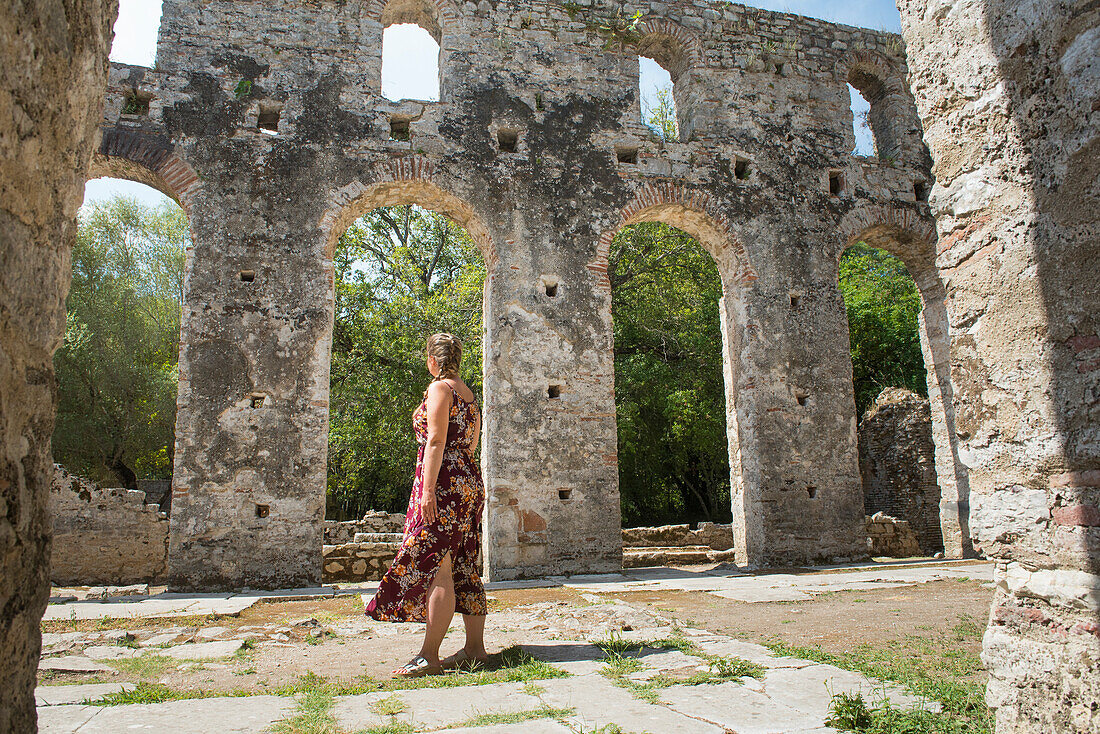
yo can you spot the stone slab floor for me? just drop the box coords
[37,559,993,733]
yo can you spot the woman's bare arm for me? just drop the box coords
[419,380,452,523]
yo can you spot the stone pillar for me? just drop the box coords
[167,194,330,591]
[913,271,974,558]
[897,1,1100,730]
[482,220,622,581]
[0,1,117,729]
[723,237,868,567]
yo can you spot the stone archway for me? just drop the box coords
[837,205,974,558]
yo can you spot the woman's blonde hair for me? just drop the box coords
[426,333,463,379]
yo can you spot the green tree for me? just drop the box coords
[610,222,729,526]
[839,242,927,415]
[643,84,679,141]
[327,206,485,519]
[53,196,188,487]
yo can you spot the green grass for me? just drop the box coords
[455,706,575,728]
[86,681,255,706]
[765,617,992,734]
[368,694,408,717]
[271,672,341,734]
[826,690,984,734]
[594,632,764,704]
[106,654,179,679]
[359,724,415,734]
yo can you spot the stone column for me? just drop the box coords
[0,1,117,729]
[721,235,867,567]
[897,1,1100,730]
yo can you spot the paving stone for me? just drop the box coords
[159,640,244,660]
[38,656,114,673]
[334,682,543,729]
[537,673,724,733]
[762,664,936,715]
[36,683,135,706]
[71,695,292,733]
[662,680,825,733]
[440,721,574,734]
[139,632,182,647]
[36,704,100,733]
[195,626,229,640]
[83,645,143,660]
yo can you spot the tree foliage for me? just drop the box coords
[839,242,927,415]
[326,206,485,519]
[643,84,679,141]
[54,196,187,488]
[610,222,729,526]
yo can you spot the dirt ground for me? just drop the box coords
[609,578,993,658]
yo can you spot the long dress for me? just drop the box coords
[365,382,488,622]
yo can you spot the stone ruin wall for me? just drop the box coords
[48,467,169,586]
[865,513,921,558]
[858,387,944,554]
[90,0,959,592]
[895,1,1099,731]
[0,1,118,730]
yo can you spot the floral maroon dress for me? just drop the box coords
[365,382,487,622]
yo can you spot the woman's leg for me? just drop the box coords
[461,613,487,658]
[417,552,455,666]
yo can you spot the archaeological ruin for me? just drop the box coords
[1,0,1096,731]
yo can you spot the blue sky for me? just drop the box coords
[87,0,894,209]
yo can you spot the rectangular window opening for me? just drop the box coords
[121,91,152,116]
[545,282,559,297]
[497,129,519,153]
[250,394,265,409]
[255,504,270,518]
[390,118,411,141]
[548,384,562,399]
[796,391,809,407]
[789,294,801,309]
[258,109,280,134]
[734,158,751,181]
[914,180,929,202]
[829,170,845,196]
[806,486,817,499]
[558,489,572,500]
[616,147,638,165]
[240,270,256,283]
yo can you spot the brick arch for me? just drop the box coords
[318,155,496,267]
[365,0,460,40]
[837,204,938,279]
[839,49,907,94]
[90,128,201,213]
[589,182,757,293]
[634,19,705,80]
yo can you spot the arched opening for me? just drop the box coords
[636,32,692,141]
[848,84,875,157]
[52,177,188,503]
[381,23,441,102]
[325,204,486,522]
[848,65,901,160]
[837,221,973,560]
[639,57,678,141]
[602,193,754,566]
[108,0,163,68]
[317,179,494,583]
[611,222,729,533]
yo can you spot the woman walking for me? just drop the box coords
[365,333,489,677]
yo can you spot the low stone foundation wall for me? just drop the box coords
[49,466,169,585]
[865,513,922,558]
[622,523,734,550]
[323,511,406,544]
[322,541,400,583]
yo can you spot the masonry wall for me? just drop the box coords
[895,1,1100,731]
[49,467,169,586]
[92,0,945,589]
[0,1,118,730]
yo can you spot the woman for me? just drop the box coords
[365,333,489,677]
